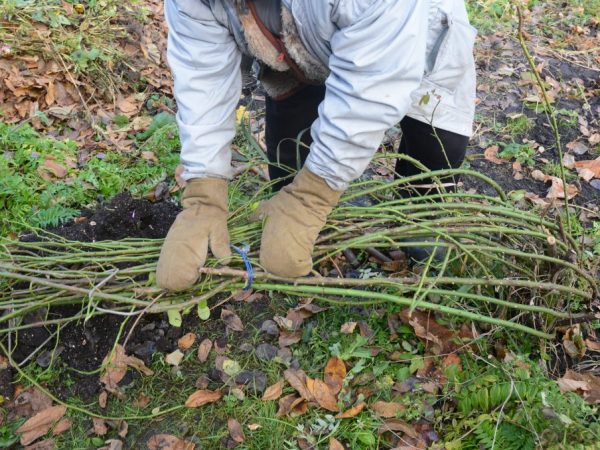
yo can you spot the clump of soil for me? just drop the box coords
[48,192,180,242]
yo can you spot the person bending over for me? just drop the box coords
[157,0,477,291]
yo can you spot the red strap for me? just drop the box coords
[246,0,315,86]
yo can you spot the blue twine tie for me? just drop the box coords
[231,245,254,290]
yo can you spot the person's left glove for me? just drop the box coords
[251,167,342,277]
[156,178,231,291]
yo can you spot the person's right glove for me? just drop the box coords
[251,167,343,277]
[156,178,231,291]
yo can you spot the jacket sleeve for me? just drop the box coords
[304,0,428,191]
[165,0,241,181]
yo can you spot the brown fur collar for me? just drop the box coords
[280,6,329,84]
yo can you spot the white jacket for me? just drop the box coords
[165,0,477,190]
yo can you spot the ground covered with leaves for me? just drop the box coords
[1,1,600,449]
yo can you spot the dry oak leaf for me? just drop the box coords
[324,357,346,396]
[197,338,213,363]
[369,401,405,418]
[329,437,345,450]
[185,389,222,408]
[284,369,313,402]
[100,345,153,393]
[262,379,284,401]
[227,418,245,444]
[306,378,339,412]
[399,309,458,355]
[177,333,196,351]
[221,307,245,332]
[336,402,366,419]
[147,434,195,450]
[276,394,308,417]
[557,369,600,404]
[17,405,66,446]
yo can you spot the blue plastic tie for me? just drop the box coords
[231,245,254,290]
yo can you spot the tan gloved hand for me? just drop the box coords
[156,178,231,291]
[252,168,342,277]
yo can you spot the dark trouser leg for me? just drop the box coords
[395,116,469,198]
[265,85,326,192]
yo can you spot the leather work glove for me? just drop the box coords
[156,178,231,291]
[252,168,342,277]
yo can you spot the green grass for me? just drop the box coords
[0,115,180,234]
[5,297,598,449]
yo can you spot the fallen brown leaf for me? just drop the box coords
[370,401,405,418]
[117,420,128,438]
[24,438,55,450]
[284,369,313,402]
[585,339,600,352]
[17,405,66,446]
[279,330,302,347]
[262,379,284,401]
[276,394,308,417]
[197,338,213,363]
[185,389,222,408]
[329,437,345,450]
[132,392,151,408]
[141,151,159,163]
[92,417,108,436]
[37,157,67,180]
[10,388,53,418]
[557,370,600,404]
[546,176,578,200]
[221,308,244,332]
[340,322,357,334]
[574,158,600,180]
[116,96,140,115]
[377,419,418,438]
[165,350,184,366]
[227,418,245,444]
[306,378,338,412]
[442,353,462,368]
[399,309,459,355]
[147,434,195,450]
[483,145,508,165]
[177,333,196,351]
[100,345,153,394]
[336,402,366,419]
[51,418,72,435]
[324,357,346,395]
[98,391,108,409]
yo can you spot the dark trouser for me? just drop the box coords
[265,85,469,195]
